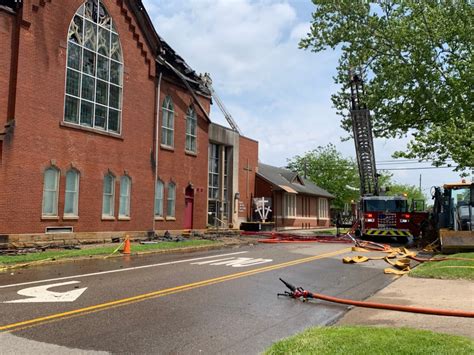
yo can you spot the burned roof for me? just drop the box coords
[257,163,334,199]
[127,0,209,95]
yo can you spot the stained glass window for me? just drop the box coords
[64,0,123,134]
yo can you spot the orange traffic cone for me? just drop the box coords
[122,236,131,255]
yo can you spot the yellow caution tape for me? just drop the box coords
[103,240,125,259]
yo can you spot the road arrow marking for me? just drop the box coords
[4,281,87,303]
[191,257,273,267]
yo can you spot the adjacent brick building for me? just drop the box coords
[255,163,333,229]
[0,0,258,245]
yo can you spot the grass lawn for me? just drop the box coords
[265,326,474,355]
[410,252,474,280]
[0,239,217,267]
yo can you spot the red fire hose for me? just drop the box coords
[278,278,474,318]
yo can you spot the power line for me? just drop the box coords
[377,158,454,163]
[379,166,459,171]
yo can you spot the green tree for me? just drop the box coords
[300,1,473,173]
[287,144,360,209]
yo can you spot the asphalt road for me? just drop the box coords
[0,242,398,354]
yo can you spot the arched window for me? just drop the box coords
[119,175,131,217]
[154,180,164,217]
[167,182,176,218]
[102,173,115,217]
[185,106,197,153]
[64,169,80,217]
[161,96,174,147]
[42,167,60,216]
[64,0,123,134]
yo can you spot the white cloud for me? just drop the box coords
[142,0,468,197]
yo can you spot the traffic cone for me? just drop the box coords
[122,236,131,255]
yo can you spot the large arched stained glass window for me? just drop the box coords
[64,0,123,134]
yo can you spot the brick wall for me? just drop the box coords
[0,0,212,235]
[156,78,210,230]
[255,176,331,229]
[238,135,258,220]
[0,9,14,127]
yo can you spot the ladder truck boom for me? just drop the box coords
[348,71,424,242]
[200,73,242,135]
[350,72,379,197]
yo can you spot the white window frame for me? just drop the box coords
[167,182,176,218]
[42,167,60,217]
[185,106,197,153]
[319,198,329,219]
[161,96,174,147]
[119,175,131,218]
[102,173,115,217]
[284,193,296,218]
[154,180,164,217]
[64,169,80,217]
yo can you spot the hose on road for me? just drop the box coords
[278,278,474,318]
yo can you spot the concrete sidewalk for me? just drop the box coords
[336,275,474,338]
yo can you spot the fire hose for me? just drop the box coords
[277,278,474,318]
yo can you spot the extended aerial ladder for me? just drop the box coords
[349,71,379,197]
[200,73,242,135]
[348,70,427,241]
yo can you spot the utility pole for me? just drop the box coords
[419,174,422,192]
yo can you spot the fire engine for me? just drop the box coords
[349,71,428,242]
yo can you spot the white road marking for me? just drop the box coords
[191,257,273,267]
[4,281,87,303]
[0,251,249,289]
[190,257,237,265]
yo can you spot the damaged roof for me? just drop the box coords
[127,0,209,95]
[258,163,334,199]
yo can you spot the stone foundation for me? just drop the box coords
[0,229,242,249]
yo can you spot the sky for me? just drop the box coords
[142,0,468,200]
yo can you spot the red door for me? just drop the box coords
[184,186,194,229]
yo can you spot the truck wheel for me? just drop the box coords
[396,236,409,244]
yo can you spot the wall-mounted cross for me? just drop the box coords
[243,159,252,198]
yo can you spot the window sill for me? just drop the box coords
[185,150,197,157]
[60,121,123,140]
[118,216,131,221]
[63,216,79,221]
[154,216,164,221]
[160,144,174,152]
[41,216,59,221]
[165,217,176,221]
[101,216,116,221]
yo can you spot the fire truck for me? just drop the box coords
[349,72,428,242]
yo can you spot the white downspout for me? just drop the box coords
[153,72,163,232]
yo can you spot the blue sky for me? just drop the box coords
[142,0,466,199]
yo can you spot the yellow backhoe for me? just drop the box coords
[432,181,474,253]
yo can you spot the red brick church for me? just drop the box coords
[0,0,258,245]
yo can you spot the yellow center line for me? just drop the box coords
[0,248,351,332]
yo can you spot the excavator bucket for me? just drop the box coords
[440,230,474,253]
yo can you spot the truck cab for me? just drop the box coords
[357,196,420,242]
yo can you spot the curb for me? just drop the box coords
[0,239,257,271]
